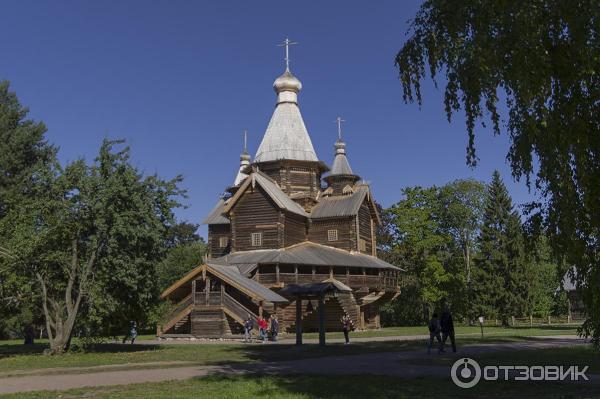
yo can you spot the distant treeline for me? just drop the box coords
[378,173,569,327]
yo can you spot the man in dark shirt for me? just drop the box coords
[440,307,456,353]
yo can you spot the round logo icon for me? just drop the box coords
[451,358,482,388]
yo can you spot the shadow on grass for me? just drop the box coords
[211,334,587,366]
[216,339,423,364]
[0,342,163,360]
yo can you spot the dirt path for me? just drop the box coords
[0,337,593,395]
[137,333,581,346]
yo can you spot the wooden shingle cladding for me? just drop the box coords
[231,185,282,251]
[208,224,231,258]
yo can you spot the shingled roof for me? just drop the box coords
[223,172,309,218]
[202,198,230,225]
[161,262,288,303]
[212,241,402,270]
[311,186,369,219]
[254,68,319,163]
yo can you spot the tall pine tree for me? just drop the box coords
[473,171,527,326]
[0,81,57,342]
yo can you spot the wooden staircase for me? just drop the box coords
[300,293,360,332]
[222,292,259,324]
[337,292,360,326]
[160,294,193,335]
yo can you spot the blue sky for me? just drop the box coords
[1,1,536,238]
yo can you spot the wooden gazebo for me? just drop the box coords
[279,280,351,346]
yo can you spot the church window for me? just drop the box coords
[359,239,367,252]
[327,229,338,242]
[219,236,229,248]
[251,232,262,247]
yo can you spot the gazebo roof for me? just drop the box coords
[279,280,351,297]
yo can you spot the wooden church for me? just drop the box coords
[159,46,402,338]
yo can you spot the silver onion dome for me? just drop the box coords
[273,69,302,93]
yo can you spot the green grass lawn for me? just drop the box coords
[2,374,599,399]
[0,325,580,375]
[0,340,430,375]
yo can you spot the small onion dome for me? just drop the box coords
[273,69,302,93]
[334,139,346,155]
[240,151,251,163]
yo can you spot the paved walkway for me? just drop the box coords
[0,337,594,395]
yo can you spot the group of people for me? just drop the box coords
[427,307,456,354]
[243,314,279,343]
[242,312,355,344]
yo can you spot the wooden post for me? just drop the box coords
[360,307,366,329]
[346,267,350,285]
[530,315,533,326]
[329,266,333,279]
[205,276,211,305]
[276,264,280,284]
[362,268,366,286]
[318,294,326,346]
[312,265,316,282]
[548,315,551,325]
[295,297,302,345]
[192,280,197,306]
[259,301,263,318]
[370,217,376,256]
[511,316,515,327]
[294,264,299,283]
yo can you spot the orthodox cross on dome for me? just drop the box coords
[334,116,346,140]
[243,129,248,152]
[277,37,298,71]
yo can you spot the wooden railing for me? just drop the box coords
[165,294,192,321]
[222,292,258,323]
[194,291,223,307]
[161,294,193,334]
[255,272,400,290]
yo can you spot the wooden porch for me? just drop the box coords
[253,264,401,291]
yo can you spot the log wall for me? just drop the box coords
[357,202,374,255]
[231,186,281,251]
[308,217,355,251]
[284,212,307,246]
[208,224,231,258]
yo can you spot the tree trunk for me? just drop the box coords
[23,324,35,345]
[37,240,97,355]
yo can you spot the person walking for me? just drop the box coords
[427,313,442,354]
[258,316,268,343]
[341,313,353,345]
[440,307,456,353]
[270,315,279,342]
[122,321,138,344]
[243,315,254,343]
